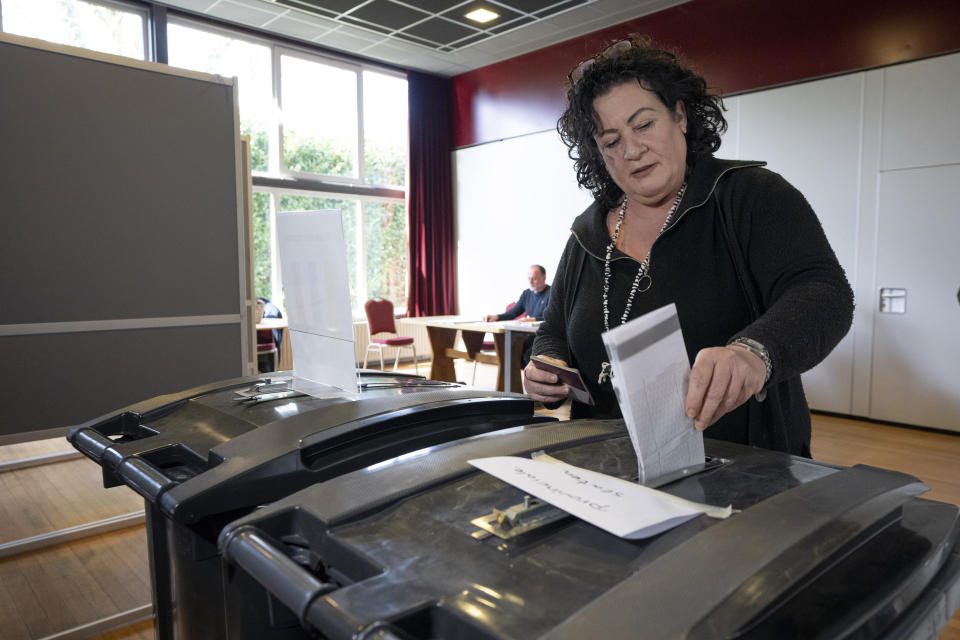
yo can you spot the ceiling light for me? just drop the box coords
[465,8,499,23]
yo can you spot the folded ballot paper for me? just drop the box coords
[469,453,731,539]
[601,303,704,483]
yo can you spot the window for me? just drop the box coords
[1,0,148,60]
[363,70,409,188]
[252,192,407,314]
[167,19,408,318]
[280,52,359,179]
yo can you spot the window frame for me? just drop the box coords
[163,16,409,317]
[166,14,406,192]
[0,0,151,60]
[276,46,367,185]
[254,186,407,318]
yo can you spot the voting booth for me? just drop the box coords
[218,419,960,640]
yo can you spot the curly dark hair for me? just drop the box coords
[557,35,727,209]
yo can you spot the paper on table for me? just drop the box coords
[468,454,731,539]
[501,320,542,330]
[601,303,703,483]
[276,210,358,394]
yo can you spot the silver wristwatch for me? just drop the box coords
[728,336,772,385]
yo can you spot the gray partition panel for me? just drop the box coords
[0,326,243,433]
[0,41,239,323]
[0,37,244,437]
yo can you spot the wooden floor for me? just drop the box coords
[0,361,957,639]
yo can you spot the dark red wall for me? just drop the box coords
[452,0,960,148]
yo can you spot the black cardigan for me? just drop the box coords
[533,155,854,456]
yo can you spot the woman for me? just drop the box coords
[524,36,853,457]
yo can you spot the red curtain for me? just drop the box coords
[406,71,458,317]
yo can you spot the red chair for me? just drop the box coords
[256,340,278,373]
[256,327,278,373]
[363,298,418,374]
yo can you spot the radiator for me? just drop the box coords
[354,318,432,367]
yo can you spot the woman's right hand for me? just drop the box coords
[523,355,571,404]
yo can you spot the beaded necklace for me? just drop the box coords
[599,182,686,384]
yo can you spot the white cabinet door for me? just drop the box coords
[736,74,863,414]
[870,164,960,431]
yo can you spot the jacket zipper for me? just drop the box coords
[572,161,765,263]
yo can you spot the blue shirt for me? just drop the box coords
[499,285,551,320]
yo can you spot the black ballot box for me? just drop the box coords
[67,370,554,640]
[218,419,960,640]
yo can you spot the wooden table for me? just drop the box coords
[255,317,293,371]
[411,317,539,392]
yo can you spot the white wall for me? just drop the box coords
[722,73,864,415]
[452,51,960,431]
[454,131,593,318]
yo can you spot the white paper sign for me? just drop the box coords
[469,454,731,539]
[601,303,704,483]
[276,210,358,393]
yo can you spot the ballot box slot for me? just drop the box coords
[299,403,554,473]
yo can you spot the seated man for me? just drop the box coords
[484,264,552,322]
[484,265,551,367]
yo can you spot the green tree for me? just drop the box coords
[365,201,407,310]
[365,141,407,187]
[284,133,353,176]
[251,192,272,300]
[251,134,408,314]
[248,127,268,172]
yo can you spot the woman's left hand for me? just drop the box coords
[684,345,767,431]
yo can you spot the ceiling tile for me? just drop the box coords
[348,0,432,29]
[315,26,383,50]
[399,0,468,13]
[392,30,441,47]
[496,18,561,41]
[401,16,480,45]
[487,14,533,34]
[276,0,337,19]
[359,39,419,61]
[533,0,581,17]
[499,0,570,13]
[264,13,336,38]
[161,0,691,75]
[441,1,522,30]
[207,0,283,26]
[280,0,360,14]
[340,15,395,33]
[540,1,600,27]
[167,0,220,10]
[449,32,490,48]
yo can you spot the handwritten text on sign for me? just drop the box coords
[469,455,731,539]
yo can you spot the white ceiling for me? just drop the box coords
[159,0,689,76]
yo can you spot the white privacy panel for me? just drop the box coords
[881,51,960,171]
[735,74,864,414]
[870,165,960,432]
[454,130,593,318]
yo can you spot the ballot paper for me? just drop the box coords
[276,210,358,394]
[469,454,731,539]
[601,303,703,483]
